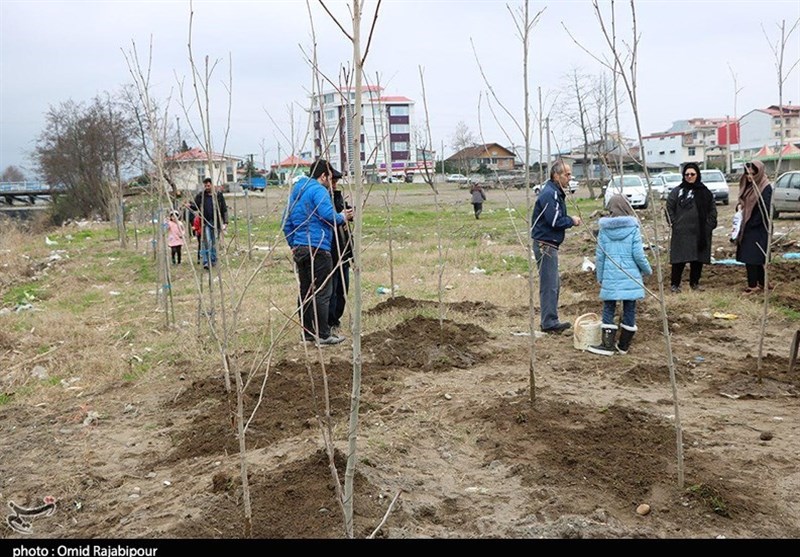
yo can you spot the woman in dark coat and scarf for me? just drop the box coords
[735,160,772,293]
[666,162,717,293]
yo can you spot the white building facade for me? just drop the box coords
[642,131,694,169]
[737,106,800,159]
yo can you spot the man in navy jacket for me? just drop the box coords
[531,161,582,333]
[283,159,353,344]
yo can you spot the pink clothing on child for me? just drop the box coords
[167,220,186,247]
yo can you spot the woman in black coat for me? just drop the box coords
[666,162,717,293]
[735,160,772,293]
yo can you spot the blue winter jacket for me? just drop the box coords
[595,216,652,301]
[531,180,575,247]
[282,176,345,252]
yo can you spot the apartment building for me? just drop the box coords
[311,86,429,180]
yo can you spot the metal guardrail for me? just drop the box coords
[0,181,52,193]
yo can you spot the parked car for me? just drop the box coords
[604,175,648,209]
[652,172,682,199]
[772,170,800,219]
[701,168,729,205]
[532,179,579,195]
[446,173,469,183]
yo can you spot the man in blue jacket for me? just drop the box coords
[531,161,582,334]
[283,159,353,345]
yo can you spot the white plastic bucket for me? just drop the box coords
[574,313,602,351]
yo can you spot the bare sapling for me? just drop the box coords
[122,40,178,327]
[417,67,448,330]
[307,0,388,538]
[472,1,544,402]
[755,17,800,374]
[180,0,252,534]
[565,0,685,488]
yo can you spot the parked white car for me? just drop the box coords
[532,179,579,195]
[604,175,648,209]
[772,170,800,219]
[701,168,729,205]
[652,172,682,199]
[446,173,469,183]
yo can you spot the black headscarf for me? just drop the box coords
[678,162,715,252]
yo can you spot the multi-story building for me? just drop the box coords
[664,117,731,168]
[311,86,429,180]
[641,131,696,170]
[737,105,800,158]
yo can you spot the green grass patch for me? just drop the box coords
[478,253,530,275]
[686,484,730,517]
[2,283,44,306]
[123,362,149,382]
[0,393,12,406]
[777,306,800,320]
[62,290,104,312]
[68,229,99,243]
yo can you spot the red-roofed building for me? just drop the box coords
[270,155,314,181]
[165,147,241,192]
[445,143,516,173]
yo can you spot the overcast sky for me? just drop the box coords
[1,0,799,178]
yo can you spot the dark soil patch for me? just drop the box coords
[159,361,353,465]
[167,448,403,538]
[362,315,492,371]
[367,295,500,319]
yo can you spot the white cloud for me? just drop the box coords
[1,0,798,177]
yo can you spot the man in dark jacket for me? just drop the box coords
[327,169,352,333]
[282,159,353,345]
[194,177,228,269]
[531,162,582,334]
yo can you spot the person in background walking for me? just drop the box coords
[470,182,486,219]
[193,177,228,270]
[327,169,353,335]
[588,194,652,356]
[735,160,773,294]
[166,210,186,265]
[282,159,353,345]
[666,162,717,293]
[531,161,582,334]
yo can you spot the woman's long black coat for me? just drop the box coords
[736,185,772,265]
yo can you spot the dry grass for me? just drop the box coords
[2,183,797,410]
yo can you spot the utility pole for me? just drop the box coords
[725,115,731,175]
[545,116,551,174]
[277,143,282,184]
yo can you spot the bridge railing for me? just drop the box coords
[0,181,51,192]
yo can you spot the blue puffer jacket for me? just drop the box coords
[595,216,652,301]
[282,176,345,251]
[531,180,575,247]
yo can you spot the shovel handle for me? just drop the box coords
[790,330,800,374]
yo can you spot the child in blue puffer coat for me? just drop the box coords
[588,194,653,356]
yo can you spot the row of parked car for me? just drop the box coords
[601,169,730,210]
[457,167,799,218]
[599,169,800,218]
